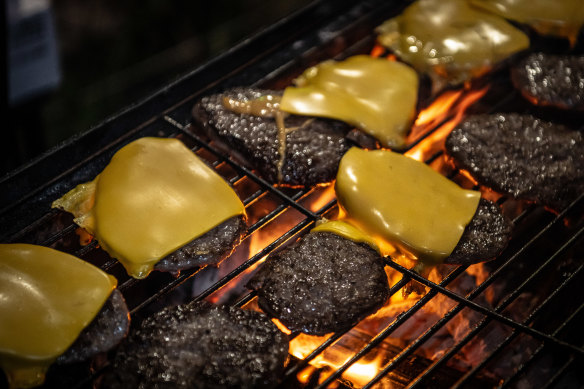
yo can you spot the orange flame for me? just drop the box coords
[370,43,385,58]
[415,90,464,128]
[370,43,398,61]
[406,86,489,162]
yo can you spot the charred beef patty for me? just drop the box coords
[511,53,584,110]
[103,302,288,389]
[57,289,129,364]
[446,199,512,265]
[445,113,584,211]
[154,216,246,273]
[193,88,351,186]
[247,232,390,335]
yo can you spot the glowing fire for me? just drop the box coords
[406,86,489,162]
[414,90,463,129]
[370,43,397,61]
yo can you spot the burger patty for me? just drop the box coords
[446,199,512,265]
[102,301,289,389]
[511,53,584,110]
[246,231,390,335]
[57,289,130,364]
[193,88,351,186]
[154,216,246,273]
[445,113,584,211]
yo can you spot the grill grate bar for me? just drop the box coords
[245,189,309,235]
[6,210,60,243]
[421,226,584,388]
[500,298,584,388]
[74,240,99,258]
[40,223,77,246]
[384,259,584,355]
[129,267,203,315]
[234,290,257,308]
[240,187,264,205]
[0,120,167,219]
[541,355,577,389]
[315,266,469,389]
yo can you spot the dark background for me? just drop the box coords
[5,0,312,176]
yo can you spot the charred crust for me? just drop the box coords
[446,199,513,265]
[445,113,584,211]
[511,53,584,111]
[103,302,288,389]
[154,215,246,272]
[247,232,390,335]
[57,289,130,365]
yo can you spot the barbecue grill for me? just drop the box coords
[1,0,583,388]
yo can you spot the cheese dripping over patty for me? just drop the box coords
[326,148,480,263]
[0,244,117,389]
[52,137,246,278]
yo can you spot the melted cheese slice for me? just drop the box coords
[280,55,419,149]
[0,244,116,389]
[52,137,245,278]
[335,148,480,263]
[376,0,529,88]
[471,0,584,45]
[312,219,381,253]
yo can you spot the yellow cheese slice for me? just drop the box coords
[52,137,245,278]
[280,55,419,149]
[0,244,116,389]
[471,0,584,45]
[335,148,480,263]
[311,219,381,253]
[376,0,529,88]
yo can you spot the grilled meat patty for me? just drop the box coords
[103,301,288,389]
[446,199,512,265]
[57,289,130,364]
[154,216,246,273]
[193,88,351,186]
[445,113,584,211]
[247,231,390,335]
[511,53,584,110]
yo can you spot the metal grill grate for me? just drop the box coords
[1,0,583,387]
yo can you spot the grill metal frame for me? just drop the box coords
[1,0,583,387]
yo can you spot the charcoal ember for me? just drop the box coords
[446,199,513,265]
[154,216,246,272]
[193,87,351,186]
[247,232,390,335]
[511,53,584,110]
[445,113,584,211]
[102,302,288,389]
[57,289,129,364]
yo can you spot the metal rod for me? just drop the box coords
[500,301,584,388]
